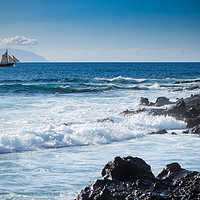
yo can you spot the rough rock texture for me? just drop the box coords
[140,97,174,107]
[182,125,200,135]
[101,156,156,182]
[76,156,200,200]
[122,94,200,128]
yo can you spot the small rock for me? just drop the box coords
[140,97,150,105]
[190,125,200,135]
[148,129,168,135]
[171,132,177,135]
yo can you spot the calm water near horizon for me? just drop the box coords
[0,62,200,199]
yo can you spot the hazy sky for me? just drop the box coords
[0,0,200,61]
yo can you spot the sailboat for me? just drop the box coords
[0,50,20,67]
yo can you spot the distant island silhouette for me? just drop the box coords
[0,48,47,62]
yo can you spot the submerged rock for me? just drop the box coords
[76,156,200,200]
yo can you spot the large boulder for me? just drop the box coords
[101,156,155,182]
[76,156,200,200]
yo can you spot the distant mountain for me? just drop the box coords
[0,48,48,62]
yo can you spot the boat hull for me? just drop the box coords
[0,63,14,67]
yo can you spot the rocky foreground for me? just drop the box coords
[76,156,200,200]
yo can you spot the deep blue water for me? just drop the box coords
[0,62,200,80]
[0,62,199,95]
[0,63,200,80]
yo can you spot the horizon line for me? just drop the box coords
[19,61,200,63]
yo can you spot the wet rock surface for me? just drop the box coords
[122,94,200,128]
[182,125,200,135]
[148,129,167,135]
[76,156,200,200]
[140,97,174,107]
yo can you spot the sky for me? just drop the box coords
[0,0,200,61]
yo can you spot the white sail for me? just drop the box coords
[1,52,8,63]
[12,55,20,63]
[9,55,14,63]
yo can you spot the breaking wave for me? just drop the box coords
[0,113,186,154]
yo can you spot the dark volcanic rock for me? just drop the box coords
[122,94,200,128]
[182,125,200,135]
[167,100,186,116]
[148,129,168,135]
[154,97,174,107]
[186,117,200,128]
[140,97,175,107]
[157,162,185,181]
[101,156,155,182]
[171,132,177,135]
[76,156,200,200]
[140,97,150,105]
[190,125,200,135]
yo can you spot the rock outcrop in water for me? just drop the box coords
[76,156,200,200]
[122,94,200,128]
[140,97,175,107]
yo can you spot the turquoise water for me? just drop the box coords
[0,62,200,199]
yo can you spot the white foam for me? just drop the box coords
[0,82,191,153]
[0,105,186,153]
[149,83,160,89]
[94,76,144,82]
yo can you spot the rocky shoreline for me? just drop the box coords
[76,156,200,200]
[76,94,200,199]
[121,94,200,133]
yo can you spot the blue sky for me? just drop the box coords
[0,0,200,61]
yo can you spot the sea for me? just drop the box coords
[0,62,200,199]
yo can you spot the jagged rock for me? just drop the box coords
[76,156,200,200]
[148,129,167,135]
[157,162,185,181]
[154,97,174,107]
[101,156,155,182]
[140,97,150,105]
[167,100,186,116]
[190,125,200,135]
[140,97,175,107]
[122,94,200,128]
[182,125,200,135]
